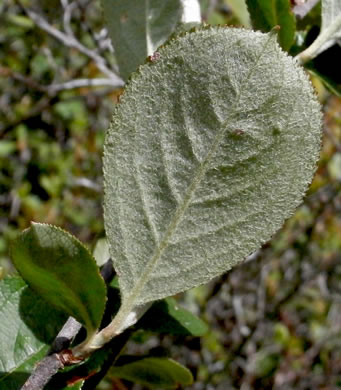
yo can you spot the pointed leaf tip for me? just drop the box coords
[11,223,107,336]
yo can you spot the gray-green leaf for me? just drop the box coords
[11,223,106,337]
[101,0,182,80]
[103,27,321,311]
[0,277,67,390]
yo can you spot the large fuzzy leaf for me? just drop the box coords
[0,277,67,390]
[11,223,106,337]
[101,0,182,80]
[103,27,321,311]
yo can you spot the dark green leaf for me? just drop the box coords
[138,298,208,336]
[101,0,182,80]
[245,0,296,50]
[110,356,193,389]
[11,223,106,336]
[0,277,67,390]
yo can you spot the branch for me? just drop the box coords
[21,6,124,86]
[0,66,46,92]
[48,77,123,92]
[0,65,120,95]
[20,259,115,390]
[21,354,65,390]
[61,0,77,39]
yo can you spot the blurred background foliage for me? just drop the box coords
[1,0,341,389]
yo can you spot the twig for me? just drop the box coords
[52,317,83,352]
[61,0,77,39]
[48,77,122,92]
[21,6,123,86]
[0,65,120,94]
[0,66,46,92]
[72,177,102,193]
[20,259,115,390]
[21,354,65,390]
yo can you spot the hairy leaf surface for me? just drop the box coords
[103,27,321,308]
[11,223,106,336]
[245,0,296,50]
[101,0,182,80]
[0,277,67,389]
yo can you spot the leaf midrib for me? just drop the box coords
[121,32,275,310]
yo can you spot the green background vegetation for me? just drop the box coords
[1,0,341,388]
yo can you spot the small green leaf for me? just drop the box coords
[101,0,182,80]
[138,298,208,336]
[110,356,193,389]
[0,277,67,389]
[103,27,322,312]
[245,0,296,50]
[11,223,106,336]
